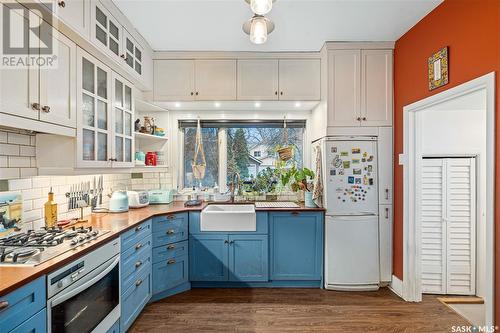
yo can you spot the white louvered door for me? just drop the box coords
[420,158,476,295]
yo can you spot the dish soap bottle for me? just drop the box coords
[44,187,58,228]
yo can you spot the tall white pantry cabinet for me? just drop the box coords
[313,42,394,283]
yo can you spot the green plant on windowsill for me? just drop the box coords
[281,167,315,192]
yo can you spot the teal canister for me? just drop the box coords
[135,151,145,163]
[304,191,317,208]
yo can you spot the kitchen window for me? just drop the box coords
[180,120,305,191]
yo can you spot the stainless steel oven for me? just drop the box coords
[47,240,120,333]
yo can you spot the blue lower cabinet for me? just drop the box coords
[152,254,189,294]
[121,269,152,332]
[152,213,188,247]
[106,320,120,333]
[189,235,229,281]
[9,308,46,333]
[229,235,268,282]
[270,212,324,280]
[0,276,46,333]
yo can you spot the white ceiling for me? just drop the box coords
[113,0,442,52]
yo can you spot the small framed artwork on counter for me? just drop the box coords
[428,46,449,90]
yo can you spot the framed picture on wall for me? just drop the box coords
[428,47,449,90]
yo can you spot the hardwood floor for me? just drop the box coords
[129,288,469,333]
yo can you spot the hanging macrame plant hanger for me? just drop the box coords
[277,116,293,161]
[192,119,206,180]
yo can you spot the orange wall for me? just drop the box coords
[393,0,500,323]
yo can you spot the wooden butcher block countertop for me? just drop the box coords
[0,201,324,296]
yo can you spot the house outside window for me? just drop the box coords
[180,120,305,192]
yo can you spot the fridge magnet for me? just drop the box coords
[369,178,374,185]
[363,176,368,185]
[367,165,373,172]
[353,168,361,175]
[428,46,449,91]
[355,178,361,184]
[352,148,361,154]
[343,161,351,169]
[348,176,355,184]
[363,152,368,157]
[330,169,336,176]
[338,169,344,175]
[334,157,342,168]
[340,151,349,157]
[352,158,360,164]
[362,158,366,162]
[367,156,374,162]
[331,146,338,153]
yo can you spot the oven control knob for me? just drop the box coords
[70,238,78,245]
[78,236,86,242]
[57,281,63,288]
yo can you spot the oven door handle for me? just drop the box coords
[50,256,119,307]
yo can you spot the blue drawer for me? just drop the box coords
[152,240,188,264]
[121,234,152,283]
[0,276,46,333]
[9,308,46,333]
[152,213,188,232]
[121,219,152,250]
[152,254,188,294]
[121,269,151,332]
[152,224,188,247]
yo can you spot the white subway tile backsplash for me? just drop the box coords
[7,133,31,145]
[20,146,36,156]
[0,156,7,167]
[0,168,19,179]
[9,178,32,190]
[20,168,37,177]
[32,176,51,188]
[30,136,36,146]
[22,188,42,200]
[0,143,20,156]
[0,132,7,143]
[8,156,31,168]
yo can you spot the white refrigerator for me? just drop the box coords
[318,137,380,291]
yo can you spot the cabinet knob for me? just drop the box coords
[291,211,299,216]
[275,91,278,95]
[135,279,143,287]
[190,92,194,96]
[167,259,176,265]
[58,0,66,7]
[120,54,127,61]
[166,215,175,220]
[229,240,234,245]
[135,260,142,268]
[356,117,361,121]
[0,300,8,311]
[31,102,40,111]
[195,92,199,96]
[280,91,283,96]
[166,229,175,235]
[135,243,143,250]
[167,245,175,250]
[362,117,367,121]
[135,225,143,231]
[224,240,229,244]
[41,105,50,113]
[108,158,117,162]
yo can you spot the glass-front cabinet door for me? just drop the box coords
[92,1,121,58]
[112,75,134,167]
[77,48,112,168]
[122,29,143,76]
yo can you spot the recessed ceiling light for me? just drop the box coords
[254,102,261,108]
[295,102,302,108]
[214,102,221,108]
[174,102,181,108]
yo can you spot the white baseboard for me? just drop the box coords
[389,274,403,298]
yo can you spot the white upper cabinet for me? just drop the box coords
[39,30,77,128]
[154,60,195,101]
[122,29,143,77]
[361,50,393,126]
[194,60,236,101]
[111,74,134,167]
[278,59,321,101]
[327,50,361,127]
[237,59,279,100]
[327,48,393,127]
[47,0,91,38]
[92,1,122,59]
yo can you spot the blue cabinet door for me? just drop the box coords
[9,308,46,333]
[189,235,229,281]
[152,254,189,294]
[121,270,152,332]
[270,212,324,280]
[229,235,268,282]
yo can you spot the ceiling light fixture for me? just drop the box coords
[214,102,221,108]
[243,14,275,45]
[254,102,261,108]
[245,0,275,15]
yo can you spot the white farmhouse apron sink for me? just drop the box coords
[200,204,256,231]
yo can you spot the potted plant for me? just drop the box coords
[280,167,316,206]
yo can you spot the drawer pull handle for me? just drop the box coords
[135,279,143,287]
[229,240,234,245]
[291,211,299,216]
[166,229,175,235]
[224,240,229,244]
[31,102,40,111]
[135,225,143,231]
[135,260,142,268]
[385,208,389,219]
[167,245,176,250]
[0,300,8,311]
[135,243,143,250]
[385,188,389,200]
[167,259,176,265]
[167,215,175,220]
[41,105,51,113]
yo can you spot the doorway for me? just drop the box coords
[402,72,495,326]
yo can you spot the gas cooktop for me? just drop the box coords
[0,226,109,266]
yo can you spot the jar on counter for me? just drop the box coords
[145,151,157,166]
